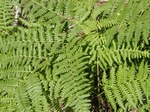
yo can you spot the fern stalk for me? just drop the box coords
[96,56,101,111]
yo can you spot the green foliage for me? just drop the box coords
[102,61,150,111]
[0,0,14,35]
[0,0,150,111]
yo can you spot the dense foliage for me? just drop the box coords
[0,0,150,112]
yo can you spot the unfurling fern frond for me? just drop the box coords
[102,61,150,111]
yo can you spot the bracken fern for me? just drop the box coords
[0,0,150,112]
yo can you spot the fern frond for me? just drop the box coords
[113,87,126,111]
[15,82,31,112]
[25,73,43,112]
[51,38,91,112]
[94,0,150,48]
[133,81,143,105]
[104,86,117,111]
[0,0,14,34]
[102,61,150,111]
[1,0,150,111]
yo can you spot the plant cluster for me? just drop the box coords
[0,0,150,112]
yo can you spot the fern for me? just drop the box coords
[0,0,14,35]
[51,38,91,111]
[102,61,150,111]
[1,0,150,111]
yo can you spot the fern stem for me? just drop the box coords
[97,57,101,112]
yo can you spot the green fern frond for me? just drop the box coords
[119,84,136,108]
[25,73,43,112]
[113,87,126,110]
[15,82,31,112]
[104,86,117,111]
[51,38,91,111]
[0,0,14,34]
[133,81,143,104]
[1,0,150,111]
[102,61,150,111]
[94,0,150,48]
[0,0,13,22]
